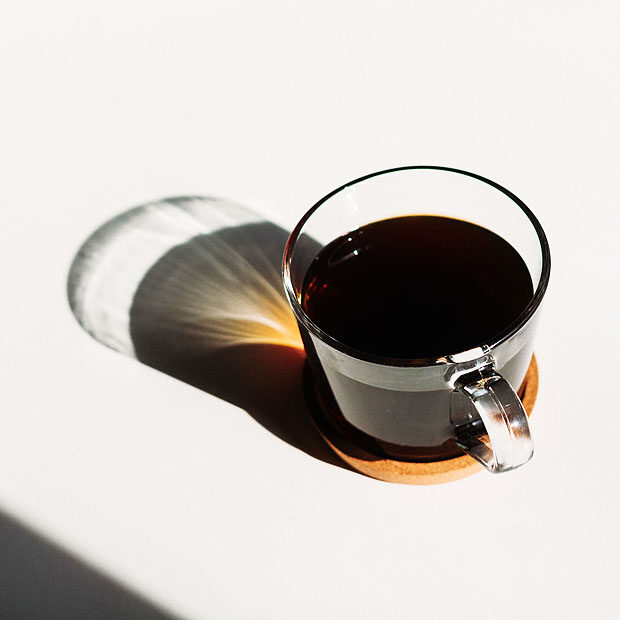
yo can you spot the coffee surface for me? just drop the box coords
[301,215,533,359]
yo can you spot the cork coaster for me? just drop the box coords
[311,355,538,485]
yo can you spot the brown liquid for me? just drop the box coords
[301,215,533,359]
[300,215,534,461]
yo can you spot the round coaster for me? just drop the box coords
[312,355,538,485]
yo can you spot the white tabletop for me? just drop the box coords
[2,2,619,618]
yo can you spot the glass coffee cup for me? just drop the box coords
[283,166,550,474]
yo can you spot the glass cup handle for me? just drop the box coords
[454,366,534,473]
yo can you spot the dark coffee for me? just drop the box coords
[300,215,534,461]
[301,215,533,359]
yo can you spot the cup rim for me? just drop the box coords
[282,165,551,367]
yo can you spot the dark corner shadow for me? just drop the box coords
[68,197,347,470]
[128,222,344,468]
[0,511,178,619]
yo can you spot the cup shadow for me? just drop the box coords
[68,196,345,469]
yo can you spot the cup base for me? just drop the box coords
[308,355,539,485]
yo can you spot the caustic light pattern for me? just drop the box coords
[67,196,302,358]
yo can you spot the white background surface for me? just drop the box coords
[2,2,620,618]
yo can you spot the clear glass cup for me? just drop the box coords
[283,166,550,473]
